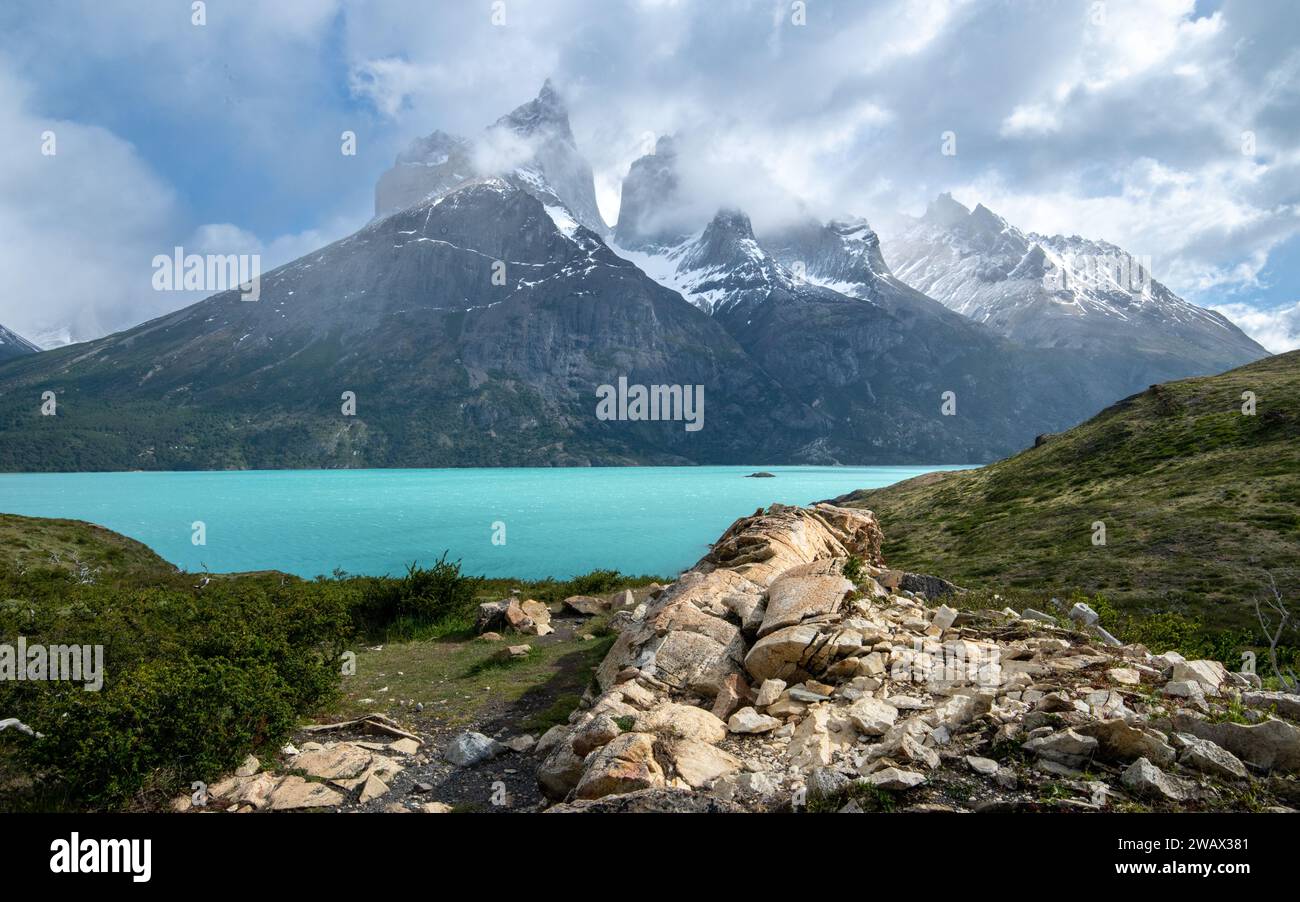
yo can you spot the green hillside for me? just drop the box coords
[0,513,177,584]
[838,350,1300,632]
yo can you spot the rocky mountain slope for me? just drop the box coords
[833,350,1300,631]
[0,175,813,471]
[885,194,1268,391]
[0,324,38,363]
[613,145,1134,463]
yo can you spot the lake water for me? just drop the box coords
[0,466,970,579]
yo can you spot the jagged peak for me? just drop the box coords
[969,202,1008,232]
[704,208,756,240]
[496,78,574,142]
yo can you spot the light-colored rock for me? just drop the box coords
[534,724,569,758]
[710,672,750,721]
[1022,729,1099,767]
[736,771,778,796]
[1173,713,1300,772]
[931,605,959,631]
[234,755,260,777]
[1078,719,1176,767]
[634,703,727,744]
[1242,690,1300,720]
[806,766,852,800]
[422,802,454,813]
[574,732,666,800]
[537,740,587,800]
[291,744,373,782]
[758,572,854,638]
[358,773,390,804]
[697,504,884,588]
[745,623,832,684]
[846,697,899,736]
[1170,659,1227,693]
[755,678,787,708]
[211,772,280,810]
[267,776,344,811]
[966,755,999,776]
[1108,667,1141,686]
[563,595,607,615]
[388,738,421,756]
[665,738,741,789]
[866,767,926,790]
[1121,757,1188,802]
[444,731,505,766]
[728,706,782,734]
[1177,733,1249,780]
[505,734,536,753]
[572,713,623,756]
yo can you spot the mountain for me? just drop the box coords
[0,85,1267,471]
[0,169,819,471]
[375,79,607,235]
[834,350,1300,631]
[613,146,1126,463]
[0,324,39,363]
[885,194,1269,389]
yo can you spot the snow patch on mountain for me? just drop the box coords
[884,193,1267,365]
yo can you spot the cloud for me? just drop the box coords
[0,0,1296,342]
[1209,301,1300,353]
[0,62,184,345]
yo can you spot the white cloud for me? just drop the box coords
[1,0,1296,345]
[1210,301,1300,353]
[0,63,185,344]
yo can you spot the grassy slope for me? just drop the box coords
[0,513,178,584]
[839,350,1300,631]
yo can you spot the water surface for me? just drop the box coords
[0,466,971,578]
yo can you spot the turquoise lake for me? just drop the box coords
[0,466,971,579]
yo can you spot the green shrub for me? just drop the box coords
[842,555,865,583]
[350,553,483,639]
[0,565,354,808]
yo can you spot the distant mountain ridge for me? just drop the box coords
[885,193,1267,384]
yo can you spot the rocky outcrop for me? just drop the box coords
[529,503,1300,812]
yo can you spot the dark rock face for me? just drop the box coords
[0,180,814,470]
[0,325,39,363]
[613,140,1118,463]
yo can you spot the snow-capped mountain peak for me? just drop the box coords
[885,195,1267,372]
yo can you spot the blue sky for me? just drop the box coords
[1,0,1297,350]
